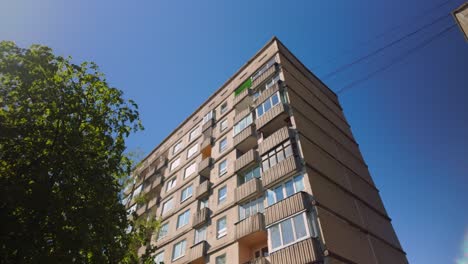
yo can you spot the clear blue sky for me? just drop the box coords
[1,0,467,263]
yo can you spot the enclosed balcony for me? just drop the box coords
[192,207,210,228]
[264,191,309,226]
[262,155,301,189]
[234,125,257,152]
[195,180,210,199]
[235,213,266,241]
[234,78,253,110]
[142,173,163,195]
[189,240,208,264]
[235,178,263,204]
[258,127,294,156]
[270,237,321,264]
[255,83,290,136]
[198,157,213,177]
[251,62,278,89]
[235,149,260,173]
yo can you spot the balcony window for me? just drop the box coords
[217,217,227,238]
[170,157,181,171]
[220,102,228,115]
[184,163,197,179]
[189,126,201,141]
[261,141,293,172]
[157,223,168,241]
[268,212,311,252]
[233,113,253,136]
[154,250,164,264]
[219,137,227,152]
[176,209,190,229]
[187,144,199,159]
[200,198,209,209]
[172,239,186,261]
[238,165,261,185]
[252,57,276,81]
[194,225,207,244]
[166,177,177,191]
[219,159,227,176]
[253,73,281,100]
[266,175,304,206]
[203,110,214,125]
[180,185,193,202]
[173,140,183,155]
[162,198,173,215]
[220,119,228,132]
[256,92,281,118]
[239,197,264,221]
[218,186,227,204]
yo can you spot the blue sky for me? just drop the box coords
[1,0,467,263]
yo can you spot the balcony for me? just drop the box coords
[189,241,208,263]
[255,103,289,135]
[192,207,210,228]
[195,180,210,199]
[235,213,266,242]
[202,118,214,132]
[234,125,258,152]
[136,204,146,216]
[142,174,163,194]
[235,178,263,204]
[245,257,269,264]
[200,135,213,151]
[251,63,278,89]
[258,127,293,156]
[198,157,213,177]
[270,238,321,264]
[262,155,301,189]
[264,192,309,226]
[235,149,260,173]
[156,155,168,171]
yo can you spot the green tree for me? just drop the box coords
[0,41,147,263]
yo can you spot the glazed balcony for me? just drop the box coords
[189,240,208,263]
[264,192,309,226]
[251,62,278,89]
[262,155,301,189]
[195,180,210,199]
[234,149,260,173]
[198,157,213,177]
[258,127,293,156]
[234,125,257,152]
[234,77,253,110]
[192,207,210,228]
[235,213,266,241]
[202,118,214,132]
[235,178,263,204]
[270,238,321,264]
[255,103,289,135]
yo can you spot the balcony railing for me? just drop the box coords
[255,103,289,133]
[258,126,293,156]
[189,240,208,262]
[235,149,260,173]
[200,136,213,150]
[252,63,278,89]
[270,238,321,264]
[234,125,257,152]
[195,180,210,199]
[202,118,214,132]
[235,178,263,204]
[235,213,266,240]
[264,192,309,226]
[192,207,210,228]
[198,158,213,177]
[262,155,301,189]
[245,257,269,264]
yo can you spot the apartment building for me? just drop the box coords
[123,37,408,264]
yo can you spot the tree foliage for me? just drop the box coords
[0,41,146,263]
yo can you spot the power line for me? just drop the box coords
[313,0,456,70]
[336,23,457,94]
[321,13,452,80]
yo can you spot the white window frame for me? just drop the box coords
[154,250,164,264]
[172,140,183,155]
[157,223,169,241]
[162,198,173,215]
[216,216,227,238]
[184,163,197,179]
[189,126,201,142]
[187,144,199,159]
[218,185,227,204]
[220,102,228,115]
[220,119,228,132]
[256,92,281,118]
[267,212,312,252]
[166,177,177,192]
[170,157,181,171]
[252,57,276,80]
[202,110,214,125]
[239,197,265,221]
[176,209,190,229]
[172,239,186,261]
[180,185,193,202]
[194,225,207,244]
[219,137,227,153]
[266,174,304,206]
[218,159,227,177]
[233,113,253,136]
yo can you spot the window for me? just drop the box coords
[218,159,227,176]
[215,254,226,264]
[154,250,164,264]
[218,186,227,204]
[203,110,214,125]
[220,102,228,115]
[158,223,168,241]
[200,198,208,209]
[239,197,264,221]
[217,217,227,238]
[172,240,186,260]
[233,113,253,136]
[133,184,142,197]
[256,92,281,118]
[187,144,199,159]
[219,137,227,152]
[162,198,173,215]
[194,225,207,244]
[252,57,276,80]
[220,119,228,132]
[184,163,197,178]
[170,157,180,171]
[239,166,261,185]
[173,140,182,154]
[181,185,193,202]
[253,74,281,100]
[266,175,304,206]
[166,177,177,191]
[268,213,311,251]
[177,209,190,229]
[261,141,293,172]
[189,126,201,141]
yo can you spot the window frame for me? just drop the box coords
[233,113,253,136]
[215,254,227,264]
[157,222,169,241]
[172,140,183,155]
[184,162,197,179]
[194,225,207,244]
[170,157,181,171]
[256,92,281,118]
[162,197,174,215]
[219,137,227,153]
[216,216,227,238]
[218,185,227,204]
[220,102,228,115]
[266,174,304,206]
[187,143,199,159]
[180,185,193,203]
[267,212,311,252]
[261,140,293,172]
[189,126,201,142]
[176,209,191,229]
[154,250,164,264]
[166,177,177,192]
[218,159,227,177]
[220,119,228,132]
[172,239,186,261]
[239,197,265,221]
